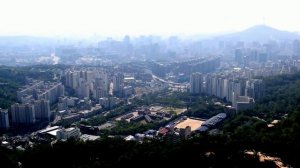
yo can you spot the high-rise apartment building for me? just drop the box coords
[113,73,124,94]
[0,109,9,129]
[190,73,203,94]
[11,103,35,125]
[33,99,50,122]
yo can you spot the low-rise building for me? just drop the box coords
[56,127,81,140]
[235,96,255,111]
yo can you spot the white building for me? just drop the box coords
[56,127,81,140]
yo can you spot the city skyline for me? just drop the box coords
[0,0,300,37]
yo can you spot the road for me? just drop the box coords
[151,74,189,89]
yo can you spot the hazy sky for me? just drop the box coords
[0,0,299,37]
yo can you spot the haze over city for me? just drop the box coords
[0,0,300,37]
[1,0,300,168]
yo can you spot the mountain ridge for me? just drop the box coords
[214,25,300,42]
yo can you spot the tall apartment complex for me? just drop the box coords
[190,72,265,110]
[11,103,36,125]
[0,108,9,129]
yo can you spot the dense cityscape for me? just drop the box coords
[0,24,300,167]
[1,0,300,167]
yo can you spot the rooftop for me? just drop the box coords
[38,126,60,134]
[80,134,100,141]
[47,129,60,136]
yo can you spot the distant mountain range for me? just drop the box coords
[214,25,300,42]
[0,25,299,47]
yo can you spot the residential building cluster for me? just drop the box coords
[190,71,264,111]
[7,80,65,126]
[189,56,300,112]
[65,69,135,100]
[17,80,64,104]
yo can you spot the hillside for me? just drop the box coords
[215,25,300,42]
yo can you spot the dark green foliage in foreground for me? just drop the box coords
[2,71,300,167]
[3,115,298,168]
[132,90,188,108]
[6,136,274,168]
[100,121,154,135]
[100,118,173,136]
[254,72,300,119]
[221,110,300,167]
[187,96,226,119]
[0,146,21,168]
[220,72,300,167]
[0,67,24,108]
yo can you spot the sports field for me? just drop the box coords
[175,118,205,131]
